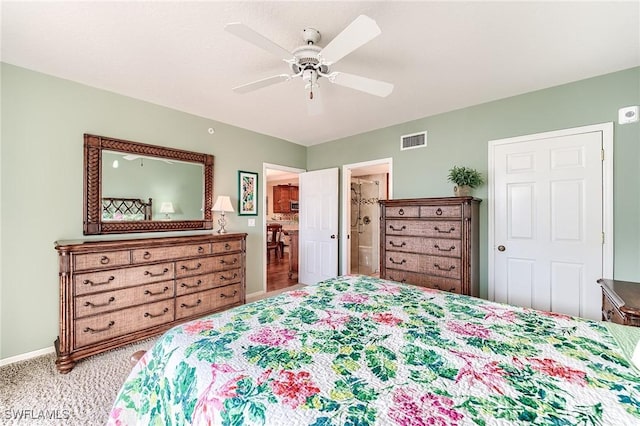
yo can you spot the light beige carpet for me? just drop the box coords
[0,285,304,425]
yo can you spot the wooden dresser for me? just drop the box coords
[379,197,480,297]
[599,278,640,327]
[54,233,246,373]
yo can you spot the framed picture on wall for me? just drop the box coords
[238,170,258,216]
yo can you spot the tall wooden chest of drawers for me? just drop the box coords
[379,197,480,297]
[54,233,246,373]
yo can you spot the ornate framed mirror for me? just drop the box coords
[83,133,214,234]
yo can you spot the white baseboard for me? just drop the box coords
[0,346,55,367]
[246,290,266,303]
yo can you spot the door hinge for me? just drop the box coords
[601,149,605,161]
[602,232,605,244]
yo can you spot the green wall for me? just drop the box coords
[0,63,306,359]
[307,66,640,299]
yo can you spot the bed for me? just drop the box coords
[107,275,640,425]
[102,197,152,221]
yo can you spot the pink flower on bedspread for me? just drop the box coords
[480,305,518,322]
[340,293,370,304]
[318,310,351,329]
[447,321,491,339]
[388,387,463,426]
[192,364,245,425]
[249,327,296,346]
[183,319,215,334]
[270,370,320,408]
[289,290,309,297]
[366,312,403,326]
[524,357,587,385]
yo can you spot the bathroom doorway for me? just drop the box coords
[342,159,392,276]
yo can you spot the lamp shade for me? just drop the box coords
[159,202,175,214]
[212,195,234,212]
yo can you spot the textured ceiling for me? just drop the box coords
[2,1,639,146]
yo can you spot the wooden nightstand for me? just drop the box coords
[598,278,640,327]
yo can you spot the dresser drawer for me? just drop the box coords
[176,269,242,296]
[385,270,462,294]
[385,252,461,279]
[385,206,419,218]
[175,283,242,320]
[385,236,461,257]
[74,279,174,318]
[420,205,461,218]
[386,220,461,239]
[212,240,242,253]
[176,254,242,278]
[132,244,211,263]
[74,262,174,296]
[75,299,174,347]
[73,251,130,271]
[602,293,626,325]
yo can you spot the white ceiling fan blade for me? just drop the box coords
[319,15,381,65]
[331,72,394,97]
[225,22,292,60]
[233,74,291,94]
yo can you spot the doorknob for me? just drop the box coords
[497,245,506,252]
[330,234,336,239]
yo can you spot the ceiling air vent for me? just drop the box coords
[400,131,427,151]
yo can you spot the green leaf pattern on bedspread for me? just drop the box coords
[108,275,640,425]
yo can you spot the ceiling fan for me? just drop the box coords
[224,15,394,101]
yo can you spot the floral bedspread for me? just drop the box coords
[108,275,640,425]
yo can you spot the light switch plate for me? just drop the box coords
[248,218,255,227]
[619,106,639,124]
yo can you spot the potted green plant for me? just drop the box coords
[447,166,484,197]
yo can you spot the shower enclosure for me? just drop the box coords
[350,177,382,275]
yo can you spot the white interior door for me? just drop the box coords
[299,168,339,285]
[489,123,613,320]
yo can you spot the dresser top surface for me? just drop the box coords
[599,278,640,313]
[55,232,247,251]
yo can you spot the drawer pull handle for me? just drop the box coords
[220,258,238,265]
[434,244,456,252]
[143,251,152,260]
[221,273,238,281]
[198,246,205,253]
[435,208,443,216]
[144,286,170,296]
[606,309,613,321]
[144,307,170,318]
[181,299,202,309]
[389,225,406,232]
[145,268,170,277]
[180,280,202,289]
[224,243,231,250]
[434,226,456,234]
[83,276,115,286]
[390,276,407,284]
[84,297,115,308]
[434,264,455,272]
[180,263,202,272]
[398,208,405,216]
[83,321,115,334]
[389,257,406,265]
[100,256,110,265]
[220,290,238,299]
[389,241,406,248]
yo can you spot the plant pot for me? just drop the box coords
[453,185,472,197]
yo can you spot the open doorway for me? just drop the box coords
[342,158,393,276]
[263,163,305,294]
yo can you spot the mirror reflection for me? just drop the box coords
[102,151,204,221]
